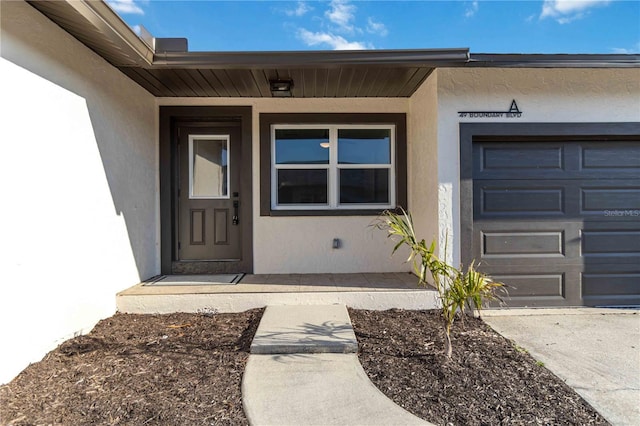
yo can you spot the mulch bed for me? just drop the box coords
[0,309,263,426]
[1,308,609,425]
[349,308,609,426]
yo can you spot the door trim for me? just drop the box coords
[160,106,253,274]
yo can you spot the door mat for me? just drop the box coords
[144,274,245,286]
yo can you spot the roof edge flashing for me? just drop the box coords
[468,53,640,68]
[151,48,471,69]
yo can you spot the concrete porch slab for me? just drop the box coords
[250,305,358,354]
[116,273,439,314]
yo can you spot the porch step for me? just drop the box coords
[250,305,358,354]
[116,273,440,314]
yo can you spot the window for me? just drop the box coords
[271,124,395,210]
[189,134,229,199]
[260,113,407,216]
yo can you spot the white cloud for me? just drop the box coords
[465,1,479,18]
[540,0,611,23]
[107,0,144,15]
[285,2,312,17]
[611,41,640,54]
[325,0,357,33]
[292,0,385,50]
[366,18,388,36]
[297,28,370,50]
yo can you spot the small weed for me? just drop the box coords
[514,344,529,354]
[536,360,545,367]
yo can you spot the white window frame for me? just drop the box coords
[271,124,396,210]
[189,134,231,200]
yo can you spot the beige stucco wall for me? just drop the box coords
[436,67,640,265]
[0,1,158,384]
[407,72,439,249]
[159,97,413,273]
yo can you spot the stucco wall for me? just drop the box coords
[159,97,412,273]
[0,1,158,384]
[436,67,640,265]
[408,72,439,250]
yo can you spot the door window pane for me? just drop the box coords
[191,137,228,198]
[338,129,391,164]
[339,169,389,204]
[277,169,328,204]
[275,129,330,164]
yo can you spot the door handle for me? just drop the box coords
[232,192,239,225]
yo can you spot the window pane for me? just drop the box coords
[338,129,391,164]
[339,169,389,204]
[192,138,227,198]
[275,129,330,164]
[278,169,328,204]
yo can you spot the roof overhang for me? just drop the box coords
[26,0,640,98]
[27,0,154,67]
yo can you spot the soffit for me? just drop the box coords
[118,66,436,97]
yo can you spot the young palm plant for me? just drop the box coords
[375,208,505,358]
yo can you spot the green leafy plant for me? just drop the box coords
[374,208,506,358]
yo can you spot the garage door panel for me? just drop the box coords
[475,142,567,180]
[582,270,640,306]
[475,180,575,218]
[582,230,640,256]
[493,270,583,307]
[581,143,640,170]
[473,221,581,263]
[582,186,640,214]
[479,187,564,216]
[583,273,640,296]
[480,145,564,171]
[493,274,565,298]
[482,231,563,257]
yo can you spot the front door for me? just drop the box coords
[176,124,243,272]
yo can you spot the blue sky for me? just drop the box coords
[107,0,640,53]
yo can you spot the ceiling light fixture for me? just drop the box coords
[269,79,294,97]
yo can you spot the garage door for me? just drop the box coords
[468,136,640,307]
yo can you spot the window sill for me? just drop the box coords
[263,208,402,217]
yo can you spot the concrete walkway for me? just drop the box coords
[242,305,432,426]
[483,309,640,426]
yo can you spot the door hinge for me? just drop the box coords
[178,242,181,250]
[178,188,181,198]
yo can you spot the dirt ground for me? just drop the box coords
[1,308,608,425]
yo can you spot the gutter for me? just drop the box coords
[469,53,640,68]
[151,48,472,69]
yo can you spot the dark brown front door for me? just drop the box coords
[176,124,243,269]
